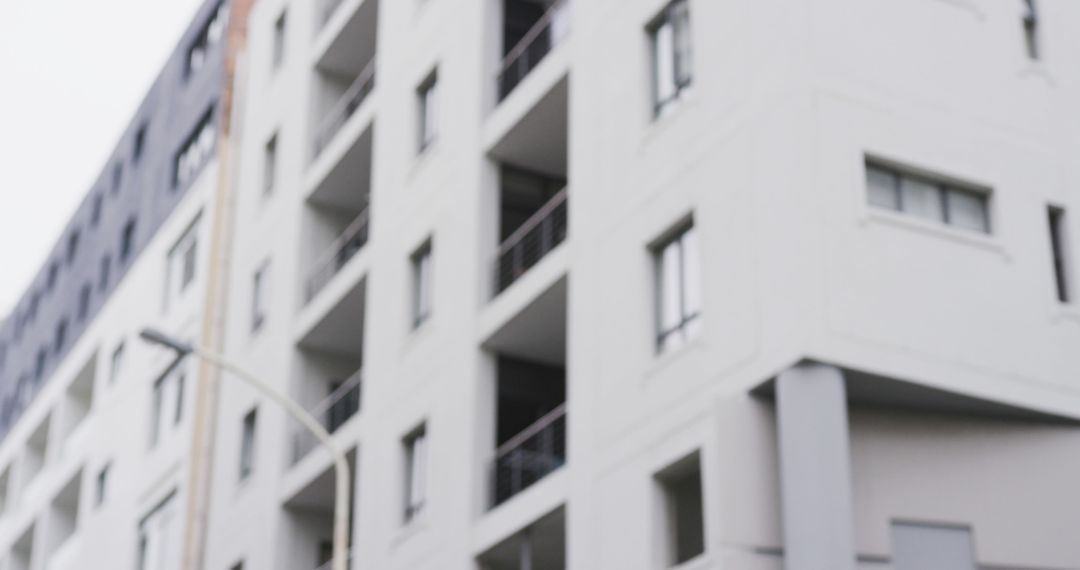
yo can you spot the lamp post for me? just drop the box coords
[139,328,351,570]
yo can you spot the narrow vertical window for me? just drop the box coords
[91,194,103,226]
[654,221,704,354]
[54,319,68,355]
[111,342,125,384]
[151,376,166,448]
[1022,0,1040,60]
[120,218,137,264]
[403,425,428,522]
[167,218,200,310]
[99,255,112,292]
[263,133,278,194]
[418,70,439,152]
[96,463,110,507]
[174,372,185,426]
[649,0,693,117]
[272,11,287,70]
[239,408,258,481]
[411,240,433,328]
[137,494,179,570]
[112,163,123,195]
[656,452,706,566]
[133,124,147,163]
[1049,206,1071,303]
[78,283,92,321]
[67,229,81,265]
[252,262,269,332]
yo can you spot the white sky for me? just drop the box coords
[0,0,206,319]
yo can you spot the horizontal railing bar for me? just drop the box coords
[495,188,568,257]
[494,402,567,460]
[307,369,363,418]
[314,59,376,154]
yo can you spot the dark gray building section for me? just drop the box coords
[0,0,231,442]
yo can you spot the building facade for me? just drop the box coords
[5,0,1080,569]
[0,1,252,568]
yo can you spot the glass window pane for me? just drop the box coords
[654,22,676,107]
[946,189,989,233]
[659,240,682,334]
[681,228,703,318]
[866,166,899,210]
[671,1,693,87]
[900,177,944,222]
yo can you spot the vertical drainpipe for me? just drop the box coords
[181,2,255,568]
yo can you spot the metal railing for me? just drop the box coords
[314,60,376,157]
[497,0,570,101]
[495,188,568,295]
[489,403,566,508]
[305,208,371,303]
[292,369,363,464]
[318,0,345,29]
[313,548,355,570]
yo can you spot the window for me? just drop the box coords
[239,408,257,481]
[411,240,433,328]
[1022,0,1040,60]
[137,493,180,570]
[417,70,439,152]
[251,262,269,332]
[111,342,125,384]
[78,283,92,321]
[112,163,123,194]
[866,161,991,234]
[649,0,693,117]
[95,463,110,507]
[174,107,217,189]
[46,262,59,291]
[263,133,278,194]
[134,124,148,163]
[34,348,46,381]
[151,377,166,448]
[187,2,228,78]
[656,452,705,566]
[91,193,104,226]
[892,522,976,570]
[654,221,703,353]
[100,255,112,292]
[1049,206,1071,303]
[174,372,186,426]
[167,218,200,309]
[120,218,137,264]
[403,425,428,522]
[54,319,68,355]
[67,229,81,265]
[149,367,184,448]
[272,11,287,70]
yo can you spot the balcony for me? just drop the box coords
[313,60,375,159]
[282,449,357,570]
[496,188,567,295]
[317,0,345,30]
[490,403,565,507]
[304,208,370,303]
[292,368,362,463]
[478,506,566,570]
[498,0,570,101]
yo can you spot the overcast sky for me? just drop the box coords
[0,0,206,319]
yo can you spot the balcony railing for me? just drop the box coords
[313,548,355,570]
[305,208,370,303]
[318,0,345,29]
[489,403,566,508]
[495,188,568,295]
[498,0,570,101]
[292,369,363,464]
[313,60,376,158]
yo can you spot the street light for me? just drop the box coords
[139,328,351,570]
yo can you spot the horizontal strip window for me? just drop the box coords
[866,161,991,234]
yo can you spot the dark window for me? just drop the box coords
[78,284,92,321]
[403,425,428,522]
[120,219,137,264]
[133,124,147,163]
[252,263,268,332]
[91,193,104,226]
[656,452,706,566]
[239,408,258,480]
[46,262,59,291]
[175,372,185,426]
[112,163,123,194]
[411,240,433,328]
[67,229,80,265]
[54,319,68,354]
[1049,206,1071,303]
[99,255,112,292]
[34,349,46,382]
[272,11,287,69]
[1023,0,1040,60]
[173,106,217,189]
[0,343,6,371]
[417,70,439,152]
[186,1,228,79]
[95,463,109,507]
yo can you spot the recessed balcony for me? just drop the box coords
[312,0,378,160]
[498,0,570,101]
[282,449,357,570]
[478,506,566,570]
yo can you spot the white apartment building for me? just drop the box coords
[208,0,1080,569]
[4,0,1080,569]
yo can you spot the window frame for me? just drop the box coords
[652,219,704,354]
[251,261,270,333]
[239,408,258,481]
[417,69,439,153]
[411,239,434,329]
[403,424,428,523]
[648,0,693,118]
[1049,205,1071,303]
[272,10,287,70]
[865,160,993,235]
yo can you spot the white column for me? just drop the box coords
[776,363,856,570]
